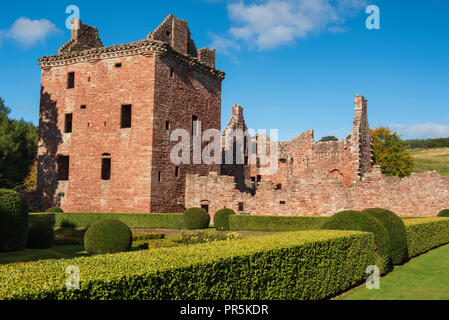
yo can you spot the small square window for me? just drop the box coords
[80,105,86,110]
[115,63,122,68]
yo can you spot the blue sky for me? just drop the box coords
[1,0,448,141]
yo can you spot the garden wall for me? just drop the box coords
[186,167,449,219]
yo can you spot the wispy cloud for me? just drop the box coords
[209,32,241,62]
[389,122,449,139]
[0,17,59,47]
[210,0,366,53]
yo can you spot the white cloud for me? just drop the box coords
[389,123,449,139]
[222,0,366,50]
[0,17,59,47]
[209,32,241,63]
[210,32,241,54]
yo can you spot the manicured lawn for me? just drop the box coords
[411,148,449,176]
[0,245,87,265]
[337,244,449,300]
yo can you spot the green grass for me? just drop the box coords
[337,243,449,300]
[0,245,87,265]
[410,148,449,176]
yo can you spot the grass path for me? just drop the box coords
[337,244,449,300]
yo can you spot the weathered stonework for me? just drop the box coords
[186,96,448,220]
[36,15,223,213]
[186,166,449,220]
[34,15,448,218]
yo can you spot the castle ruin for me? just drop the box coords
[35,15,449,217]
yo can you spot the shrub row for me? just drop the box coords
[0,189,29,252]
[321,210,393,274]
[30,212,184,229]
[0,230,374,300]
[226,215,329,232]
[404,217,449,257]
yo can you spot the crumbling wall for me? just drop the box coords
[59,20,103,55]
[185,167,449,219]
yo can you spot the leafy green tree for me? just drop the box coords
[370,127,414,177]
[0,97,38,189]
[320,136,339,142]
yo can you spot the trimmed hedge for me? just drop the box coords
[0,189,29,252]
[26,219,54,249]
[214,208,236,231]
[0,230,374,300]
[437,209,449,217]
[30,212,184,229]
[84,219,132,254]
[321,210,392,274]
[227,215,329,232]
[404,218,449,257]
[363,208,408,265]
[46,207,64,213]
[183,207,210,230]
[29,213,56,228]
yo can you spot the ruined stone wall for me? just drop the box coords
[150,54,222,213]
[264,131,357,187]
[38,54,156,213]
[185,168,449,220]
[249,94,372,188]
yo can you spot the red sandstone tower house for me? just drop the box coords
[37,15,224,213]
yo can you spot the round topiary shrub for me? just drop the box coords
[437,209,449,217]
[214,208,236,231]
[363,208,408,265]
[0,189,29,252]
[26,219,54,249]
[84,219,132,254]
[321,210,393,274]
[46,207,64,213]
[183,207,210,230]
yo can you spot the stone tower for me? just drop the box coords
[37,15,225,213]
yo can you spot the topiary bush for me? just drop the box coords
[183,207,210,230]
[0,189,29,252]
[363,208,408,265]
[437,209,449,217]
[84,219,132,254]
[214,208,236,231]
[321,210,393,274]
[26,219,54,249]
[46,207,63,213]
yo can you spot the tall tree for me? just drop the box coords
[0,97,38,189]
[370,127,414,177]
